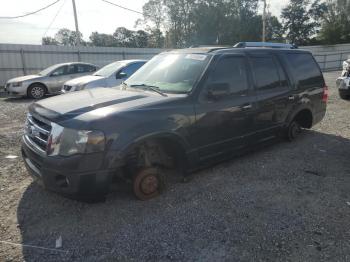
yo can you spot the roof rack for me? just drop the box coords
[234,42,298,49]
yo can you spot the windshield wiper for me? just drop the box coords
[129,84,167,97]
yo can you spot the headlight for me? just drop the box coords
[75,83,88,91]
[47,123,105,156]
[12,82,22,87]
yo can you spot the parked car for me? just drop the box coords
[21,46,327,201]
[336,59,350,100]
[61,60,146,93]
[5,62,98,99]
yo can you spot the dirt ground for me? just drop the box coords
[0,71,349,262]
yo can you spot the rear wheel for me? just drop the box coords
[339,92,350,100]
[28,84,46,99]
[286,120,301,141]
[133,167,163,200]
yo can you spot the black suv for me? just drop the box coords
[22,47,327,200]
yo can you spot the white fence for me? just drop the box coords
[0,44,165,86]
[0,43,350,86]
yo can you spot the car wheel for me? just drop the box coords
[286,120,301,141]
[28,84,46,99]
[339,93,350,100]
[133,167,164,200]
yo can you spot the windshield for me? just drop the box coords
[124,53,211,93]
[38,64,61,76]
[94,61,124,77]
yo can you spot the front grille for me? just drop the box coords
[25,114,52,153]
[63,85,72,91]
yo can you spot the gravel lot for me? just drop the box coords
[0,71,350,262]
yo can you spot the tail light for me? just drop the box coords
[322,85,329,103]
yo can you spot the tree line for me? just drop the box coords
[42,0,350,48]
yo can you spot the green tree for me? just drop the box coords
[113,27,136,47]
[89,32,118,47]
[318,0,350,44]
[42,36,59,45]
[281,0,324,45]
[54,28,83,46]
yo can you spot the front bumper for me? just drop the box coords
[5,84,28,96]
[21,135,114,199]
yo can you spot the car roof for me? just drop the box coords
[52,62,98,67]
[165,46,312,56]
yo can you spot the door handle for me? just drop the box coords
[242,104,253,110]
[288,95,295,101]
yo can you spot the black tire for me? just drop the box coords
[339,93,350,100]
[133,167,164,200]
[286,120,302,142]
[28,84,46,99]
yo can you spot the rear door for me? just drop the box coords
[194,55,257,160]
[248,53,293,141]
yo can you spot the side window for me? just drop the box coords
[67,65,75,74]
[51,66,67,76]
[119,62,145,78]
[206,56,249,96]
[250,56,281,91]
[75,64,96,73]
[285,53,323,89]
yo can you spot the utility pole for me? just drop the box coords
[262,0,267,42]
[72,0,80,46]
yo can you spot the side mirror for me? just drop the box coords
[116,72,127,79]
[207,83,230,100]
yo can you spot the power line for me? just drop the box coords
[0,0,61,19]
[101,0,143,15]
[43,0,67,38]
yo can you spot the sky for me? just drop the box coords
[0,0,288,45]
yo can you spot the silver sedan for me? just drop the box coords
[5,62,98,99]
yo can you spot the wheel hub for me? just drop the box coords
[140,175,159,195]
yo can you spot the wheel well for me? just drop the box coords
[123,137,188,176]
[293,109,313,129]
[28,82,48,93]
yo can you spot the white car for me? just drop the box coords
[61,60,146,93]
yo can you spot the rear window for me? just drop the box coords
[285,53,324,89]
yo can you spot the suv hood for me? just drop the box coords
[65,75,104,86]
[29,88,180,123]
[7,75,42,83]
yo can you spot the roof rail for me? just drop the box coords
[234,42,298,49]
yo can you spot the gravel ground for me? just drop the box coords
[0,71,350,262]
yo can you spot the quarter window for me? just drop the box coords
[206,56,249,95]
[285,53,323,89]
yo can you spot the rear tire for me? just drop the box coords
[286,120,301,142]
[133,167,164,200]
[28,84,46,99]
[339,92,350,100]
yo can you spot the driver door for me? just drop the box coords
[46,65,70,93]
[193,55,257,161]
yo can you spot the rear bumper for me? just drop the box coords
[21,136,114,199]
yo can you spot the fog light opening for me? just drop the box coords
[55,175,70,188]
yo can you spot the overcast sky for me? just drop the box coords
[0,0,288,45]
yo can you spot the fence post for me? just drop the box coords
[122,51,126,60]
[323,54,327,71]
[20,48,27,75]
[339,53,344,70]
[77,49,81,62]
